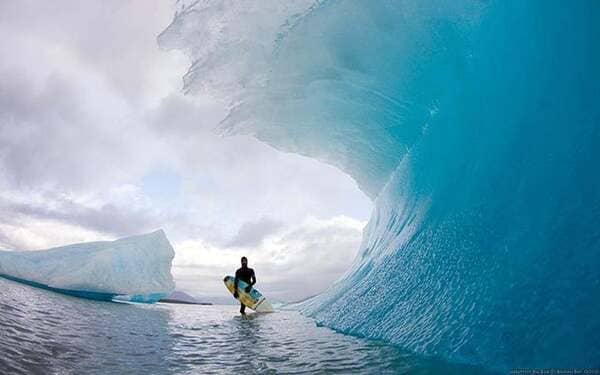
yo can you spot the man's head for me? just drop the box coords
[241,256,248,267]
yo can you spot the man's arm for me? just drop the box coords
[233,270,239,298]
[245,270,256,292]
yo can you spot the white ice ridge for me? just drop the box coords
[0,230,175,300]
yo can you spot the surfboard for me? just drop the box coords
[223,275,273,313]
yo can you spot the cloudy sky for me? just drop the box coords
[0,0,371,303]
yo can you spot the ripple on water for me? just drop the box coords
[0,278,495,374]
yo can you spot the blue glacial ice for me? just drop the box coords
[0,230,175,303]
[159,0,600,371]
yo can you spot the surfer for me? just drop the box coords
[234,256,256,315]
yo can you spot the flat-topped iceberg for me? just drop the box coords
[0,230,175,303]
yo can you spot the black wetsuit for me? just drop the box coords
[234,266,256,314]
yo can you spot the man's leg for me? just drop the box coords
[240,302,246,315]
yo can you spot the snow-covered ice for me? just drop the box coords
[0,230,175,303]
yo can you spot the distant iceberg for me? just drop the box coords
[159,290,212,305]
[0,230,175,303]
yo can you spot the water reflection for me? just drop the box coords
[0,278,494,374]
[0,278,174,374]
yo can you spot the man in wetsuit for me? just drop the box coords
[234,256,256,315]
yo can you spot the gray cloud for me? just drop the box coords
[3,201,157,239]
[227,217,284,248]
[171,216,365,303]
[0,0,173,248]
[0,0,372,300]
[0,0,177,192]
[0,70,144,190]
[0,0,178,105]
[0,192,161,246]
[0,230,21,250]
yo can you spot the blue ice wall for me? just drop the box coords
[161,0,600,370]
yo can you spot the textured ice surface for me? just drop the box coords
[160,0,600,370]
[0,230,175,302]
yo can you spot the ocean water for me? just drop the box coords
[2,1,597,373]
[159,0,600,370]
[0,278,492,374]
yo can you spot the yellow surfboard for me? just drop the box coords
[223,275,273,312]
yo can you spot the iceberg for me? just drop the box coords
[160,290,212,305]
[160,0,600,371]
[0,230,175,303]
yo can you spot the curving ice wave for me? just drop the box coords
[0,230,175,303]
[159,0,600,370]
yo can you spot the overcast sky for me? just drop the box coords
[0,0,372,303]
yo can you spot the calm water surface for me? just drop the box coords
[0,278,494,374]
